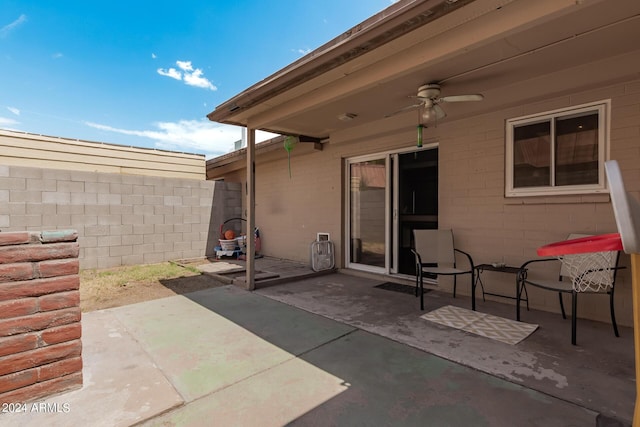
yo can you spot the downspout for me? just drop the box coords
[246,126,256,290]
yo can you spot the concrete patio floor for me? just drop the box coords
[257,272,636,424]
[1,260,635,426]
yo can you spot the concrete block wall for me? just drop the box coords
[225,182,243,220]
[205,181,242,255]
[0,165,217,269]
[0,230,82,404]
[216,181,244,235]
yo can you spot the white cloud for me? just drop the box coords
[294,48,312,56]
[51,52,63,59]
[1,14,27,38]
[151,53,157,59]
[176,60,193,72]
[157,67,182,80]
[183,69,216,90]
[157,60,217,91]
[0,117,19,127]
[84,119,277,159]
[7,107,20,116]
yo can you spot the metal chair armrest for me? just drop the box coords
[454,248,475,271]
[410,248,423,267]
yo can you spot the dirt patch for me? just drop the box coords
[79,261,228,312]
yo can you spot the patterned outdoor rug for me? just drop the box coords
[420,305,538,345]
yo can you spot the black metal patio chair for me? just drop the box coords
[411,229,476,311]
[516,234,622,345]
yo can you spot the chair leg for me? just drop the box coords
[453,275,457,298]
[415,268,419,297]
[571,292,577,346]
[420,274,425,311]
[516,277,522,322]
[471,271,476,311]
[558,293,567,320]
[610,287,620,337]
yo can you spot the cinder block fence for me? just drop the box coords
[0,230,82,404]
[0,164,241,270]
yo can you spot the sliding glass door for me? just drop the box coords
[346,147,438,277]
[347,156,388,272]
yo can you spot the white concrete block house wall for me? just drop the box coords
[205,0,640,327]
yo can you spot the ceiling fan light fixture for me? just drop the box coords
[422,104,446,122]
[422,107,435,121]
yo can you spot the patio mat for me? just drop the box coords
[375,282,430,295]
[420,305,538,345]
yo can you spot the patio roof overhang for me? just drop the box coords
[206,0,640,143]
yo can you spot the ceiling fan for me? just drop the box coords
[386,83,484,122]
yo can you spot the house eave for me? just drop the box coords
[206,0,477,127]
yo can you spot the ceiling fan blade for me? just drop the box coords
[384,103,423,118]
[440,94,484,103]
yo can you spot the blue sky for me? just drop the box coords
[1,1,392,158]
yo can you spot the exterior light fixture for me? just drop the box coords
[337,113,357,122]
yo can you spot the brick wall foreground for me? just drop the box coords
[0,230,82,404]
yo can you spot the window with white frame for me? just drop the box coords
[505,100,609,197]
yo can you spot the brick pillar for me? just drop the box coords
[0,230,82,404]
